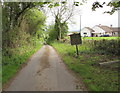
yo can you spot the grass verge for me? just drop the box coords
[52,42,119,91]
[2,44,42,85]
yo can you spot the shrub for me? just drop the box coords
[84,39,120,55]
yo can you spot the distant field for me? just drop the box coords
[65,36,120,41]
[82,37,120,40]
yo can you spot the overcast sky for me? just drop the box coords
[68,0,119,31]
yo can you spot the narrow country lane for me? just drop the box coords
[5,45,86,91]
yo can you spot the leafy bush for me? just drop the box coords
[2,8,46,85]
[93,39,119,55]
[46,22,68,44]
[2,44,42,84]
[83,39,120,55]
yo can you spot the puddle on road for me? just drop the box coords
[37,45,50,75]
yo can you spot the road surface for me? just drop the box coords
[5,45,86,91]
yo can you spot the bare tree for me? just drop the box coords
[45,0,81,40]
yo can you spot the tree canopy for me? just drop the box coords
[92,0,120,15]
[2,2,46,57]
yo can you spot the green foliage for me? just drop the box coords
[2,2,33,32]
[83,39,120,56]
[21,8,46,35]
[2,44,42,84]
[74,2,80,6]
[2,27,31,56]
[92,2,105,11]
[94,39,119,55]
[54,16,61,40]
[60,22,68,38]
[52,42,119,91]
[2,7,46,53]
[46,24,57,44]
[54,17,68,40]
[46,22,68,44]
[2,2,48,33]
[82,37,120,40]
[2,3,47,85]
[92,1,120,15]
[2,3,46,55]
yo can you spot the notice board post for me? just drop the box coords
[76,44,79,55]
[69,33,82,56]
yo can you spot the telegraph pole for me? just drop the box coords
[80,15,81,33]
[79,15,82,44]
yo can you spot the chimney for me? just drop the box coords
[110,24,113,28]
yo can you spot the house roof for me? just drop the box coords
[85,27,95,32]
[68,33,80,36]
[111,27,120,32]
[97,25,113,33]
[67,32,80,36]
[67,32,73,36]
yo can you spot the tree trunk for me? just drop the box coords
[59,23,62,40]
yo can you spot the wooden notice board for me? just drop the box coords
[69,33,82,45]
